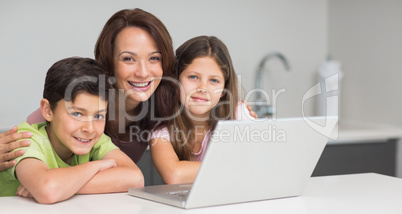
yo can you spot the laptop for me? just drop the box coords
[128,116,338,209]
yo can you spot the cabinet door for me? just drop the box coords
[312,139,396,176]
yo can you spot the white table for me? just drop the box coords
[1,173,401,214]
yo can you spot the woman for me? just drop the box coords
[0,8,177,167]
[0,8,256,169]
[94,8,177,163]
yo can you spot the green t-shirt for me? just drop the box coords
[0,121,118,196]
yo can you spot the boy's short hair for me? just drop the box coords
[43,57,111,110]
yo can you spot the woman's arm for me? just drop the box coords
[16,157,116,204]
[242,100,258,119]
[150,138,200,184]
[0,127,32,171]
[77,149,144,194]
[26,107,45,125]
[1,106,45,171]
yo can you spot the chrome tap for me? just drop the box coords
[255,51,291,117]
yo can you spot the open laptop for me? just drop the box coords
[128,116,338,209]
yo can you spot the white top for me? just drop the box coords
[151,102,252,161]
[329,119,402,144]
[1,173,402,214]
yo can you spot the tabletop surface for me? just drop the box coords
[329,119,402,143]
[1,173,402,214]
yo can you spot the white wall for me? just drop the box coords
[329,0,402,125]
[0,0,328,129]
[328,0,402,177]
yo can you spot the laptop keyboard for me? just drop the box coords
[168,190,190,198]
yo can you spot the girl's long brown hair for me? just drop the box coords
[169,36,239,160]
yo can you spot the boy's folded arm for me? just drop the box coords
[77,149,144,194]
[16,158,110,204]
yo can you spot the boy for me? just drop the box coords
[0,57,144,204]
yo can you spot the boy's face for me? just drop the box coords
[46,92,107,161]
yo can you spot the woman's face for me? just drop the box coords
[113,27,163,108]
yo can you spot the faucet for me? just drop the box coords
[255,51,291,118]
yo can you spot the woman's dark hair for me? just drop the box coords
[94,8,177,143]
[43,57,111,110]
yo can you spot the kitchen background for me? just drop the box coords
[1,0,401,176]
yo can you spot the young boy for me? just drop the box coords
[0,57,144,204]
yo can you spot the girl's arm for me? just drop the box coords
[150,138,200,184]
[76,149,144,194]
[15,157,116,204]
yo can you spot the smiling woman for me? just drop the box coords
[0,8,177,169]
[94,9,177,163]
[1,2,330,173]
[112,27,164,104]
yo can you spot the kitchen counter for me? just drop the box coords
[313,119,402,177]
[1,173,401,214]
[329,119,402,144]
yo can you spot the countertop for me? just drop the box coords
[328,119,402,144]
[1,173,401,214]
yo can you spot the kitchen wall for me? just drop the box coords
[1,0,400,176]
[0,0,328,129]
[328,0,402,177]
[329,0,402,125]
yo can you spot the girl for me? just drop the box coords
[150,36,253,184]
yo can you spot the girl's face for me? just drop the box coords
[179,57,225,120]
[113,27,163,108]
[45,92,107,162]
